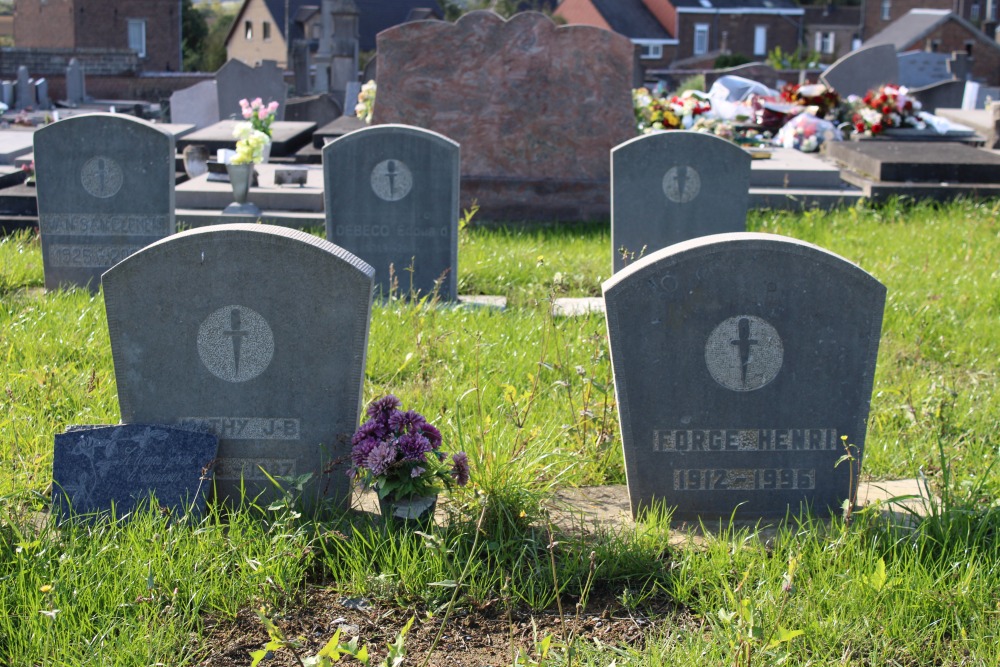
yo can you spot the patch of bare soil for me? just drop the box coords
[194,587,692,666]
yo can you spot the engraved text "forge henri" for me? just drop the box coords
[654,428,839,452]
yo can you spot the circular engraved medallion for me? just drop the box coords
[197,305,274,383]
[80,156,124,199]
[662,166,701,203]
[370,159,413,201]
[704,315,783,392]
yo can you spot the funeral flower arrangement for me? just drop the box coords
[355,80,376,124]
[349,395,470,501]
[230,98,279,164]
[633,88,712,133]
[851,84,923,136]
[779,82,841,119]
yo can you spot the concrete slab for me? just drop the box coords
[750,148,845,189]
[458,294,507,309]
[177,120,316,158]
[0,130,35,165]
[175,164,324,212]
[552,297,604,316]
[827,141,1000,182]
[750,186,865,210]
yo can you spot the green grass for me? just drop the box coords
[2,199,1000,665]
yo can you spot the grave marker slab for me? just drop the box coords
[325,124,459,300]
[15,66,31,110]
[34,113,175,292]
[821,45,898,97]
[53,424,218,519]
[169,80,221,129]
[372,11,634,221]
[611,131,750,273]
[216,59,287,122]
[603,233,886,521]
[102,224,375,512]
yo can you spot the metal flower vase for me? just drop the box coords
[378,493,438,527]
[223,163,262,216]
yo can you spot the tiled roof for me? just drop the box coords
[669,0,800,12]
[590,0,673,39]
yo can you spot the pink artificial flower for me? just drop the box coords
[258,107,268,121]
[267,101,280,114]
[251,97,263,108]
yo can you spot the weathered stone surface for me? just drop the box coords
[821,44,899,97]
[34,113,175,292]
[215,59,287,122]
[285,93,343,127]
[611,131,750,273]
[898,51,951,88]
[170,80,221,129]
[603,233,886,521]
[827,141,1000,182]
[53,424,218,519]
[908,79,967,114]
[372,11,635,221]
[325,124,459,300]
[102,224,374,512]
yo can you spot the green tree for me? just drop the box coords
[182,0,210,71]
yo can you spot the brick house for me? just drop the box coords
[13,0,182,72]
[861,0,995,39]
[803,4,862,62]
[555,0,803,68]
[864,8,1000,84]
[556,0,678,68]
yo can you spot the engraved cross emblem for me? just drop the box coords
[197,305,275,383]
[731,317,759,387]
[705,315,783,392]
[223,309,248,378]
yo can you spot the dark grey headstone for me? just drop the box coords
[1,81,12,108]
[15,66,32,110]
[603,233,886,521]
[324,124,459,300]
[909,79,966,114]
[34,78,49,109]
[65,58,86,105]
[216,59,287,122]
[169,80,220,130]
[897,51,951,88]
[285,94,342,127]
[612,131,750,273]
[102,224,375,512]
[827,141,1000,182]
[821,45,898,97]
[34,114,176,292]
[52,424,218,519]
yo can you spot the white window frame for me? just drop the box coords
[816,31,835,54]
[971,1,981,20]
[639,43,664,60]
[880,0,891,20]
[694,23,710,56]
[127,19,146,58]
[753,26,767,57]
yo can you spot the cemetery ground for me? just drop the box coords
[2,198,1000,665]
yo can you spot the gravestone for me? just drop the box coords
[34,78,49,109]
[215,59,287,122]
[34,113,175,292]
[344,81,362,116]
[325,124,459,300]
[909,79,966,113]
[603,233,886,521]
[102,224,375,512]
[821,44,898,97]
[897,50,951,88]
[65,58,86,105]
[611,131,750,273]
[826,141,1000,182]
[285,94,342,127]
[170,80,221,129]
[52,424,218,519]
[15,66,32,110]
[372,11,634,222]
[1,81,12,108]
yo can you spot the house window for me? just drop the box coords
[880,0,891,20]
[753,26,767,56]
[127,19,146,58]
[245,20,253,40]
[639,43,663,60]
[694,24,709,55]
[263,21,271,40]
[814,31,835,54]
[971,1,981,20]
[990,0,997,21]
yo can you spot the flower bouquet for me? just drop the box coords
[780,82,841,119]
[239,97,279,137]
[633,88,712,134]
[851,84,924,136]
[355,80,376,124]
[350,395,469,523]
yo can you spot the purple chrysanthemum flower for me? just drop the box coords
[350,436,380,467]
[398,433,432,462]
[389,409,427,435]
[366,395,401,424]
[419,422,442,449]
[365,441,397,477]
[451,451,470,486]
[352,419,386,446]
[410,466,425,478]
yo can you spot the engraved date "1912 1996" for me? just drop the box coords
[673,468,815,491]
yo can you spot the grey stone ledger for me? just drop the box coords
[325,124,459,300]
[35,78,49,109]
[603,233,886,521]
[611,131,750,274]
[52,424,218,520]
[102,224,375,513]
[285,93,342,128]
[1,81,12,108]
[15,66,31,110]
[821,45,898,97]
[216,59,287,122]
[66,58,86,105]
[170,80,221,130]
[34,113,176,292]
[827,141,1000,182]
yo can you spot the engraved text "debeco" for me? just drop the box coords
[653,429,839,452]
[179,417,300,440]
[334,224,449,238]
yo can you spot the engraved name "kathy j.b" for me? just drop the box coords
[179,417,300,440]
[43,213,170,235]
[653,428,840,452]
[334,224,450,238]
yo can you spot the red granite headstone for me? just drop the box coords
[371,11,635,222]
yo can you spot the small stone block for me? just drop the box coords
[274,168,308,187]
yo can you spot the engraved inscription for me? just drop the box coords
[370,159,413,201]
[48,244,145,268]
[705,315,783,392]
[43,213,170,236]
[81,156,124,199]
[673,468,816,491]
[333,224,449,237]
[196,306,274,383]
[653,428,839,452]
[662,166,701,203]
[215,457,296,481]
[178,417,300,440]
